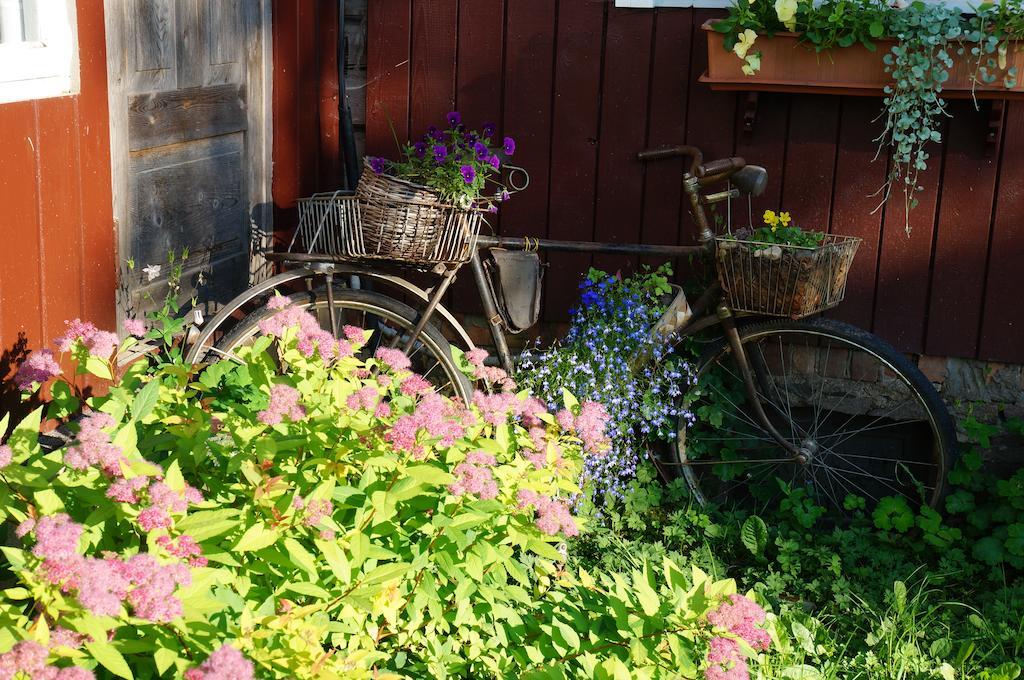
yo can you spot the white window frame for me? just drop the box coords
[615,0,733,7]
[0,0,79,104]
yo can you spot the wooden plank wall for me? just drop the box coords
[0,0,115,415]
[272,0,367,243]
[353,1,1024,364]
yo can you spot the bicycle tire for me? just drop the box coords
[213,288,473,402]
[669,317,957,516]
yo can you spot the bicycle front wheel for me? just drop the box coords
[213,288,473,402]
[669,317,956,517]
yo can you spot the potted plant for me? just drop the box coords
[704,0,1024,232]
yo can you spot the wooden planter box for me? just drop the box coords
[700,19,1024,99]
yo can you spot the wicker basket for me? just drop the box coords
[356,158,440,204]
[715,234,861,319]
[290,190,482,266]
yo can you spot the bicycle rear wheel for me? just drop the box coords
[213,288,473,402]
[668,317,956,517]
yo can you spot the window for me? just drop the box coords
[0,0,78,103]
[615,0,732,7]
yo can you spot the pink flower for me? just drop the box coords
[84,330,119,359]
[374,402,392,419]
[448,451,498,499]
[54,319,98,352]
[374,347,412,372]
[556,409,575,431]
[14,349,62,390]
[705,637,749,680]
[0,640,50,678]
[515,491,578,537]
[302,499,333,527]
[385,393,467,454]
[114,553,191,622]
[184,644,254,680]
[31,514,83,561]
[75,557,130,616]
[707,594,771,651]
[519,397,547,428]
[63,412,125,477]
[49,627,87,650]
[400,374,432,396]
[257,298,340,362]
[106,476,149,503]
[123,318,146,337]
[258,383,306,425]
[346,386,379,411]
[137,507,172,532]
[157,535,205,566]
[466,348,488,366]
[0,445,11,468]
[343,325,367,342]
[472,390,519,426]
[576,401,610,454]
[15,518,35,538]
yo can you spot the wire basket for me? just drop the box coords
[715,234,862,318]
[289,191,482,266]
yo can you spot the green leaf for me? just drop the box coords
[740,515,768,556]
[233,522,280,552]
[9,407,42,461]
[869,21,884,38]
[153,648,179,676]
[85,641,133,679]
[404,463,454,487]
[176,509,241,542]
[131,379,160,421]
[974,536,1005,565]
[284,537,319,578]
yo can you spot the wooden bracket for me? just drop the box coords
[986,99,1007,158]
[741,92,759,138]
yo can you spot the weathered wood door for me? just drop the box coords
[104,0,271,319]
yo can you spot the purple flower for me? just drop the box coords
[503,136,516,156]
[413,141,428,158]
[483,121,497,137]
[427,125,444,141]
[500,190,511,201]
[446,111,462,128]
[487,205,499,214]
[368,157,387,175]
[460,164,476,184]
[474,141,489,160]
[463,132,478,144]
[488,154,501,170]
[433,145,448,164]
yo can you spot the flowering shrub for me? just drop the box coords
[519,265,695,502]
[0,296,785,678]
[367,112,515,209]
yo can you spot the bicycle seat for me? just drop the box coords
[730,165,768,197]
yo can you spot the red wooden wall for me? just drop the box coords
[0,1,116,402]
[354,1,1024,364]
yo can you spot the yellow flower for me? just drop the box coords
[775,0,799,31]
[742,53,761,76]
[733,29,758,60]
[779,211,792,227]
[763,209,778,227]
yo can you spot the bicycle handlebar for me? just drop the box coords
[637,144,745,179]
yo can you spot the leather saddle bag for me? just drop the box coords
[483,249,544,334]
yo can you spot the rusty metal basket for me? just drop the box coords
[289,191,482,266]
[715,234,861,319]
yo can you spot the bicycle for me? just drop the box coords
[185,145,956,519]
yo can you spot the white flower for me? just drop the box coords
[742,53,762,76]
[192,308,204,326]
[143,264,161,281]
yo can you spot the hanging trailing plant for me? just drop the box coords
[875,1,962,234]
